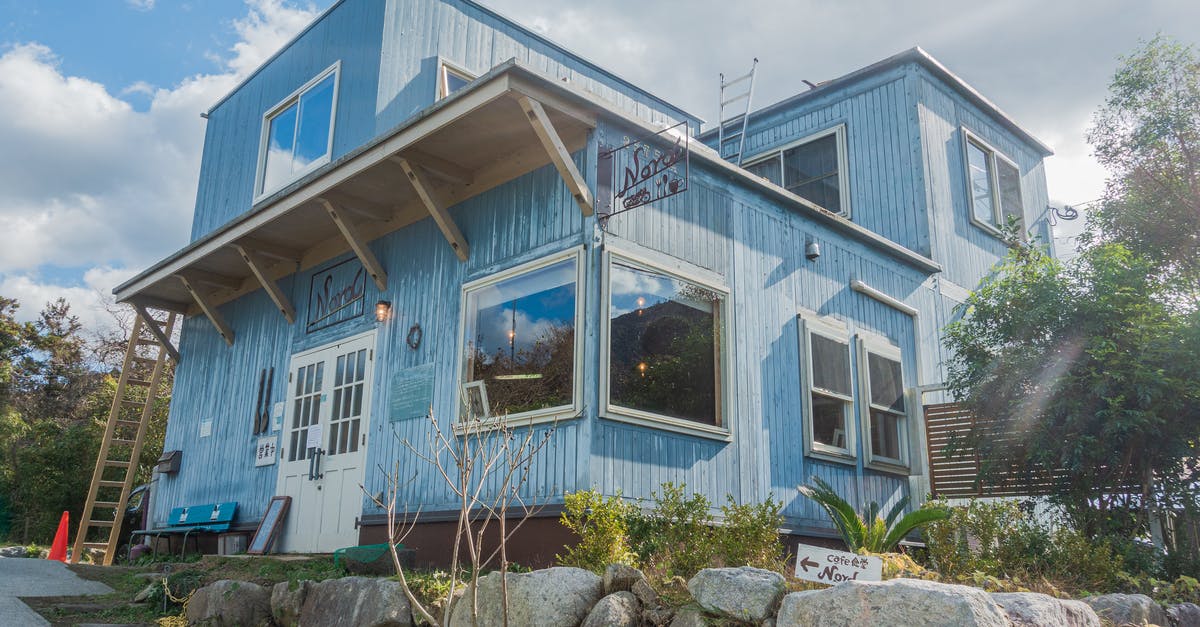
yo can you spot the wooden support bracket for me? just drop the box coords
[396,158,470,262]
[130,303,181,362]
[175,272,234,346]
[233,244,297,324]
[517,95,594,217]
[392,150,473,185]
[318,197,389,291]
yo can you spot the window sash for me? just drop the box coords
[438,60,474,99]
[859,338,908,469]
[740,125,848,216]
[800,314,855,459]
[258,65,338,198]
[964,130,1024,236]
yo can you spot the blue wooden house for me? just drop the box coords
[112,0,1054,559]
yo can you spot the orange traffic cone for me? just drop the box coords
[47,511,68,562]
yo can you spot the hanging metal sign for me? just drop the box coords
[600,121,689,220]
[306,258,367,333]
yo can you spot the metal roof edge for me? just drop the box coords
[699,47,1053,157]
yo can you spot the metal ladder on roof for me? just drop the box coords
[72,309,177,565]
[717,58,759,166]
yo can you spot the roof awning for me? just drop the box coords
[115,61,597,346]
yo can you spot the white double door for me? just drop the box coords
[276,332,374,553]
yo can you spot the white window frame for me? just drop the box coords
[254,62,341,202]
[857,333,910,474]
[797,311,856,463]
[741,124,851,218]
[454,247,586,433]
[599,244,732,441]
[437,58,475,100]
[962,128,1024,238]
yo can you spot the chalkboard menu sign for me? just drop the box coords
[248,496,291,555]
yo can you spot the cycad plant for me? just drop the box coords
[798,476,948,553]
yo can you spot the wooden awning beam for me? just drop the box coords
[396,158,470,262]
[175,272,234,346]
[323,190,396,222]
[233,237,302,262]
[183,268,242,291]
[233,244,297,324]
[392,150,473,185]
[517,95,593,217]
[130,303,181,362]
[318,197,389,291]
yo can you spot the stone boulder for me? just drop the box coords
[447,566,602,627]
[603,563,646,595]
[1084,593,1169,626]
[185,580,272,627]
[669,606,709,627]
[270,580,310,627]
[1168,602,1200,627]
[299,577,412,627]
[991,592,1100,626]
[582,591,640,627]
[777,578,1009,627]
[688,567,786,622]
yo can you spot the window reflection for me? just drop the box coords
[608,262,722,426]
[463,258,577,418]
[261,72,336,194]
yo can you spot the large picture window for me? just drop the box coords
[460,252,581,423]
[799,314,854,460]
[964,130,1025,237]
[742,124,850,216]
[603,254,728,436]
[860,337,908,469]
[258,65,339,198]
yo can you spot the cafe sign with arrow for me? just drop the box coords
[793,543,882,585]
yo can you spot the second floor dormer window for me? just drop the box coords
[257,64,339,198]
[742,124,850,217]
[963,129,1025,238]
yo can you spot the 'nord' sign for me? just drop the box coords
[793,543,883,585]
[306,258,367,333]
[602,121,689,218]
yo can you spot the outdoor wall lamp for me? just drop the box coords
[805,238,822,262]
[375,300,392,322]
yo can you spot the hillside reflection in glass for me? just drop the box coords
[463,258,576,418]
[609,262,721,426]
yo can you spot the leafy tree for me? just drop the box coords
[1085,35,1200,307]
[944,243,1200,537]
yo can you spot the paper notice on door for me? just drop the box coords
[272,401,284,431]
[306,424,323,450]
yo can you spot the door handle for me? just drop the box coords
[307,448,325,480]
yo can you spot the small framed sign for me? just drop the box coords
[247,496,291,555]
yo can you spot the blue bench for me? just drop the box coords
[132,502,238,557]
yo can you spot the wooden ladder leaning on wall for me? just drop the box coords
[71,309,178,566]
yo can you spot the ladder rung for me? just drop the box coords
[126,378,152,387]
[721,131,743,140]
[116,420,141,428]
[104,460,131,469]
[721,94,750,106]
[722,72,754,88]
[120,399,146,407]
[111,438,136,446]
[98,480,125,488]
[136,338,159,347]
[131,356,158,365]
[93,501,121,508]
[87,520,116,528]
[82,542,109,549]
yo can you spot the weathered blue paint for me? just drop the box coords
[154,0,1054,539]
[190,0,697,242]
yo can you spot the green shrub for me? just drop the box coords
[556,489,636,573]
[627,483,715,580]
[717,495,785,571]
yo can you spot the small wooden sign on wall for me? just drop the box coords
[306,258,367,334]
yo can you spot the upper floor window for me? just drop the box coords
[602,251,729,438]
[257,64,339,198]
[963,130,1025,237]
[742,124,850,217]
[438,60,474,99]
[459,250,583,425]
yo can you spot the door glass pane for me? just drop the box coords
[608,262,722,426]
[463,258,577,418]
[967,141,995,224]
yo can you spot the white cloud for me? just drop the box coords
[0,1,318,335]
[127,0,157,12]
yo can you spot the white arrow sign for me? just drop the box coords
[793,543,883,584]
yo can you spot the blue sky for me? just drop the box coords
[0,0,1196,333]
